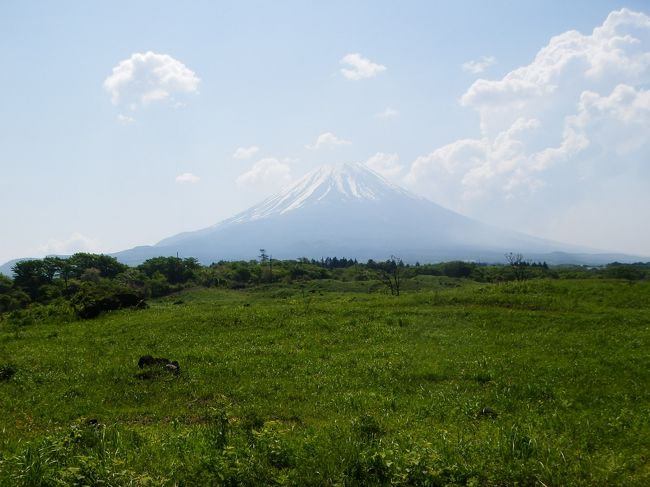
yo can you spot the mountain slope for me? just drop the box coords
[114,163,612,265]
[0,258,29,277]
[2,163,647,270]
[157,163,422,248]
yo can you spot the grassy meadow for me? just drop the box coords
[1,277,649,485]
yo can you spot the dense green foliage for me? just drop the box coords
[3,253,649,319]
[2,254,203,317]
[0,272,648,485]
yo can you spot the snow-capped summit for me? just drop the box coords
[221,162,419,225]
[115,162,592,264]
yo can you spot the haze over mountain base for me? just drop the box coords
[111,163,645,266]
[0,163,647,276]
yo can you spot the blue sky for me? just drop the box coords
[2,0,650,262]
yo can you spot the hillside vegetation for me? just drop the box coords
[0,255,649,485]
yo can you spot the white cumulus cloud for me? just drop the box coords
[462,56,496,74]
[175,172,200,183]
[38,233,101,256]
[340,53,387,80]
[407,118,548,205]
[232,146,260,160]
[104,51,200,109]
[236,158,293,190]
[407,8,650,254]
[364,153,402,179]
[306,132,351,150]
[461,8,650,117]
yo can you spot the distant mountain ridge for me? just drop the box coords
[1,163,647,274]
[112,163,647,266]
[0,258,31,277]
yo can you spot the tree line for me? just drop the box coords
[1,252,648,318]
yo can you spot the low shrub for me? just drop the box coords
[70,281,144,319]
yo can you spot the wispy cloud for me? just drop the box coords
[117,113,135,124]
[38,232,101,256]
[236,158,292,190]
[461,56,496,74]
[175,172,200,183]
[376,107,398,119]
[340,53,386,80]
[306,132,351,150]
[104,51,200,109]
[232,145,260,160]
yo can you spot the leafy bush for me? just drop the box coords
[138,256,199,284]
[70,281,144,319]
[146,271,173,298]
[0,288,30,313]
[66,252,128,278]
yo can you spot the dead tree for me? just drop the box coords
[377,255,403,296]
[505,252,529,281]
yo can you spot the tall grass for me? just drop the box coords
[0,279,648,485]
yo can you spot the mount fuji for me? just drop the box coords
[110,162,635,266]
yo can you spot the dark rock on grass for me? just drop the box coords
[138,355,161,368]
[165,362,180,374]
[138,355,153,368]
[136,355,181,379]
[173,300,184,305]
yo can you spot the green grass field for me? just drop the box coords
[1,278,649,485]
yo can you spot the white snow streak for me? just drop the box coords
[222,162,420,225]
